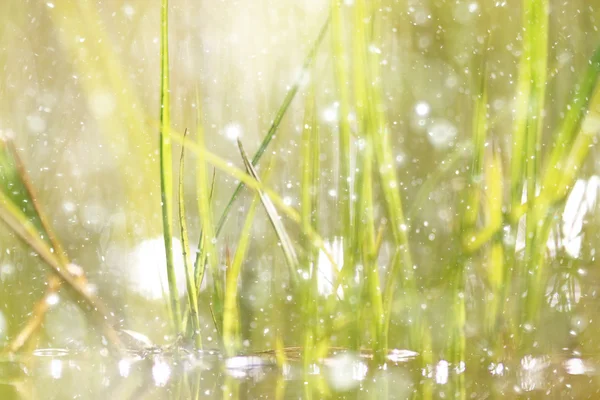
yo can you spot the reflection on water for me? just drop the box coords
[2,347,600,399]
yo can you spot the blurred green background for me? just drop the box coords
[2,0,600,398]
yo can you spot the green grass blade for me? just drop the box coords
[461,55,491,252]
[509,59,530,219]
[193,88,222,332]
[158,0,182,334]
[0,138,71,352]
[331,0,353,270]
[541,45,600,193]
[0,189,123,351]
[0,137,124,352]
[0,141,47,244]
[367,5,416,349]
[358,139,385,360]
[522,0,549,329]
[300,83,321,369]
[407,143,472,220]
[0,139,69,265]
[222,195,259,357]
[462,65,488,232]
[178,130,201,348]
[214,16,330,237]
[301,86,319,243]
[484,150,505,335]
[192,169,216,293]
[544,46,600,172]
[237,139,300,287]
[169,128,339,276]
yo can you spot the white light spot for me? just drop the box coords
[46,2,55,8]
[435,360,449,384]
[26,114,46,133]
[408,5,430,26]
[519,355,549,392]
[386,349,419,363]
[395,153,406,165]
[67,263,84,278]
[152,358,171,387]
[50,359,63,379]
[489,362,505,376]
[62,201,76,213]
[581,114,600,135]
[224,123,243,141]
[0,264,15,281]
[415,101,431,117]
[126,237,188,300]
[564,358,592,375]
[0,311,6,338]
[90,91,116,118]
[324,352,367,392]
[368,45,382,54]
[225,356,269,379]
[557,177,600,258]
[317,237,344,297]
[46,293,60,306]
[427,119,457,149]
[119,359,131,377]
[122,4,135,17]
[322,103,339,123]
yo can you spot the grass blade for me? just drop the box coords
[178,129,201,348]
[222,195,259,356]
[158,0,182,334]
[237,139,300,286]
[300,82,322,369]
[0,137,123,352]
[331,0,353,275]
[521,0,549,330]
[484,150,505,335]
[0,139,67,352]
[407,142,472,220]
[214,15,330,237]
[193,87,222,332]
[169,128,339,280]
[0,189,123,351]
